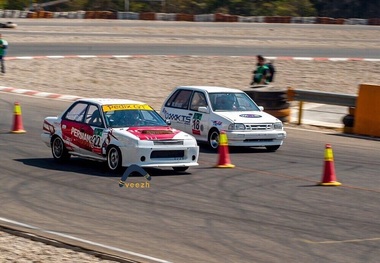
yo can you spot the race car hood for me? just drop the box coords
[114,126,184,140]
[215,111,280,123]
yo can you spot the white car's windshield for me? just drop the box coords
[209,92,260,111]
[105,109,167,128]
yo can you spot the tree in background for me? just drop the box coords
[250,0,316,16]
[4,0,30,10]
[310,0,380,18]
[82,0,122,11]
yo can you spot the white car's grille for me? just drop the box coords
[244,139,274,142]
[153,140,184,145]
[245,124,273,131]
[151,150,185,159]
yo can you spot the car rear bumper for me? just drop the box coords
[41,133,52,147]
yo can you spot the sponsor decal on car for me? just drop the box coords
[102,104,153,112]
[239,114,262,118]
[212,120,223,126]
[70,126,93,147]
[161,108,191,124]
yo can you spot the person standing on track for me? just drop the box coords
[0,34,8,74]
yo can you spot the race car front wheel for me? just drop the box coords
[51,136,70,162]
[208,128,220,150]
[107,146,122,171]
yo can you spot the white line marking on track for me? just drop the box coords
[46,56,65,59]
[299,237,380,244]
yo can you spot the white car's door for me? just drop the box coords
[161,89,193,132]
[186,91,212,140]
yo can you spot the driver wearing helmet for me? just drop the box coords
[218,94,236,110]
[125,110,140,126]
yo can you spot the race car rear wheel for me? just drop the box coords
[107,146,122,171]
[51,136,70,162]
[208,128,220,150]
[172,167,189,172]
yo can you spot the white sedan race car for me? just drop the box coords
[160,86,286,151]
[41,98,199,172]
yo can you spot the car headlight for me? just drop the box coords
[273,122,283,130]
[228,123,246,130]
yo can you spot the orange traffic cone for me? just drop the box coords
[215,131,235,168]
[318,144,341,186]
[11,102,26,134]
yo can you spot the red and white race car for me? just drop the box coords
[41,98,199,172]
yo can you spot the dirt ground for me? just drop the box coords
[4,57,380,111]
[1,19,380,262]
[2,19,380,111]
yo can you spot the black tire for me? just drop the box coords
[253,92,288,101]
[51,136,70,162]
[208,128,220,150]
[261,101,290,110]
[107,146,122,172]
[342,114,354,127]
[266,145,281,152]
[172,167,189,172]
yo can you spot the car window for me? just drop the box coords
[139,110,167,126]
[190,91,207,111]
[105,109,167,128]
[210,93,260,111]
[235,93,260,111]
[63,102,87,122]
[165,89,192,109]
[85,104,104,127]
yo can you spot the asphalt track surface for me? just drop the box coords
[1,93,380,263]
[9,42,380,58]
[1,21,380,263]
[4,20,380,58]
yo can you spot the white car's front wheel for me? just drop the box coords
[107,146,122,171]
[208,129,220,150]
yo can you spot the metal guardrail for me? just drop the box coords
[287,87,357,125]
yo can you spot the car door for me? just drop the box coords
[61,102,106,157]
[82,104,106,157]
[187,91,211,140]
[161,89,192,131]
[61,101,88,154]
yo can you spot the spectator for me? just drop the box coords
[251,55,270,85]
[0,34,8,74]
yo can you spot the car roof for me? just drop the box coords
[76,98,147,106]
[175,86,244,94]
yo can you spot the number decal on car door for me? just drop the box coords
[192,113,202,135]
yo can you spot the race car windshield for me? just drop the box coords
[105,109,167,128]
[210,92,260,111]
